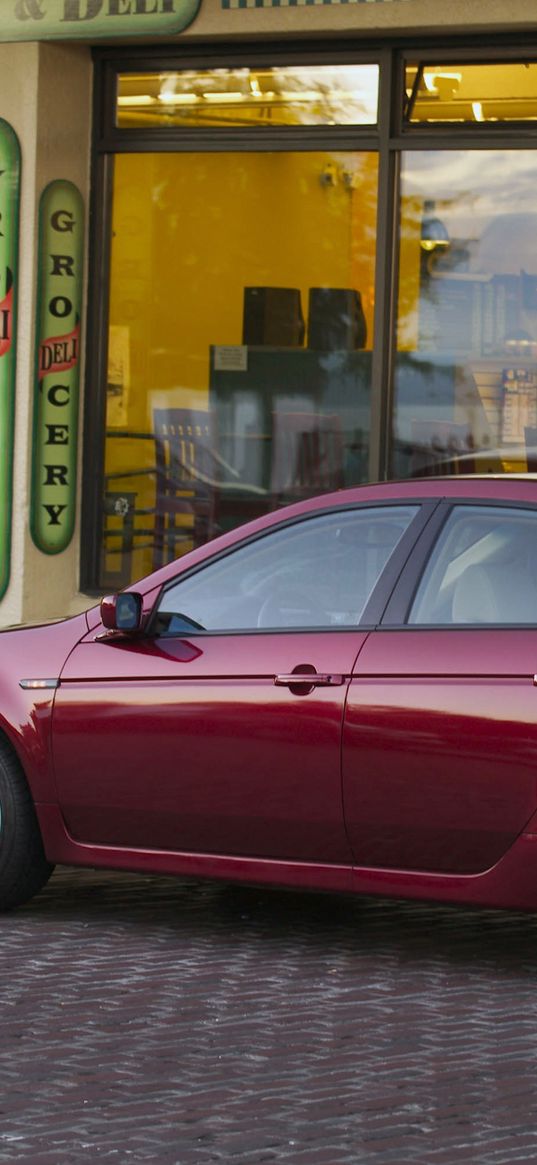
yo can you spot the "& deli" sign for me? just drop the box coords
[0,0,200,40]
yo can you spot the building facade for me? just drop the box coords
[2,1,537,623]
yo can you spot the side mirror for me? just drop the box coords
[100,592,143,634]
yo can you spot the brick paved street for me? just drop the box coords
[2,867,537,1165]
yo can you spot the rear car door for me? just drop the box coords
[343,500,537,874]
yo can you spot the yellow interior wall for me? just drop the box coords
[397,194,422,351]
[108,150,378,427]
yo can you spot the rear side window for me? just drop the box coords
[409,505,537,625]
[154,505,419,634]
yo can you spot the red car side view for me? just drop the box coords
[3,475,537,913]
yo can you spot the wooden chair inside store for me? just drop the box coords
[410,420,475,477]
[270,411,345,506]
[151,407,219,568]
[104,407,271,573]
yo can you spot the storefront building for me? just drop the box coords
[2,1,537,622]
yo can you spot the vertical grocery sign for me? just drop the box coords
[31,181,84,553]
[0,120,20,599]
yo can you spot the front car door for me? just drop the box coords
[52,502,424,863]
[343,498,537,874]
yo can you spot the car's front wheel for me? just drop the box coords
[0,741,54,910]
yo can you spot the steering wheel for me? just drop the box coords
[256,587,328,629]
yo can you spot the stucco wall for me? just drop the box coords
[180,0,537,40]
[0,42,91,626]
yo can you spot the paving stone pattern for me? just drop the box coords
[2,866,537,1164]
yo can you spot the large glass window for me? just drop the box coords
[89,49,537,596]
[102,146,378,588]
[392,149,537,479]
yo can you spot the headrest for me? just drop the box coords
[452,562,536,624]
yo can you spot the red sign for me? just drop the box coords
[0,278,12,358]
[38,321,80,380]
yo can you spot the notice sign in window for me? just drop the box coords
[213,346,248,373]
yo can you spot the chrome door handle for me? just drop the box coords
[274,672,345,687]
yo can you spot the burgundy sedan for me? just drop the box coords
[4,476,537,912]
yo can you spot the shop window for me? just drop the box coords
[117,64,379,129]
[405,62,537,125]
[101,149,378,588]
[90,49,537,597]
[391,149,537,480]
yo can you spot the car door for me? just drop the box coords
[343,500,537,875]
[52,502,424,862]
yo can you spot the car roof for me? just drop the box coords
[341,474,537,500]
[307,474,537,507]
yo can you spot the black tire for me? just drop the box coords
[0,741,54,910]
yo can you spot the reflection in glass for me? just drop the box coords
[156,506,418,632]
[405,62,537,124]
[117,64,379,128]
[392,150,537,480]
[101,150,378,589]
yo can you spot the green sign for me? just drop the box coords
[0,0,200,41]
[0,121,20,601]
[31,180,84,555]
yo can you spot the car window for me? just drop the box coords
[153,506,419,634]
[409,505,537,625]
